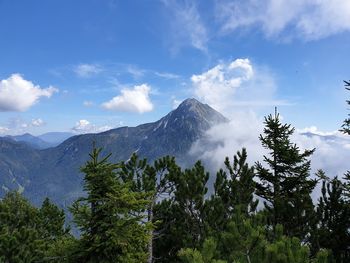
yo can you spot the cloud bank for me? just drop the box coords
[189,58,349,187]
[102,84,154,113]
[0,74,58,112]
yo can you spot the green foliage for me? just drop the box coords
[312,174,350,262]
[40,197,70,241]
[120,153,181,263]
[340,80,350,135]
[154,161,210,262]
[70,147,152,263]
[205,148,258,235]
[219,212,266,263]
[178,238,226,263]
[255,111,316,240]
[0,192,71,263]
[0,192,44,263]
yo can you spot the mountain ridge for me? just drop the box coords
[0,98,227,207]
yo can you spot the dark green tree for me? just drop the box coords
[313,173,350,262]
[178,238,226,263]
[205,148,258,234]
[120,153,181,263]
[255,110,316,240]
[39,198,69,241]
[0,192,43,263]
[154,161,209,262]
[70,147,151,263]
[39,198,75,262]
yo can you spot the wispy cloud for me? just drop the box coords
[0,74,58,112]
[83,100,94,107]
[74,63,103,78]
[126,65,146,79]
[31,118,45,127]
[162,0,208,53]
[216,0,350,41]
[154,71,180,79]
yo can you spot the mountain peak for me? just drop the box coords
[173,98,228,124]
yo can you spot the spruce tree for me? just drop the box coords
[255,110,316,240]
[70,147,151,263]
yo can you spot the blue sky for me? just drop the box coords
[0,0,350,135]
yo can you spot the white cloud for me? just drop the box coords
[72,119,112,134]
[191,58,284,114]
[102,84,154,113]
[297,126,340,137]
[162,0,208,53]
[190,111,265,170]
[74,64,103,78]
[31,118,45,127]
[293,131,350,178]
[172,98,182,109]
[126,65,145,79]
[216,0,350,40]
[0,74,58,112]
[154,71,180,79]
[83,101,94,107]
[0,126,9,134]
[191,117,350,193]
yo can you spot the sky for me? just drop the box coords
[0,0,350,136]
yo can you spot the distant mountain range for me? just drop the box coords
[0,99,228,208]
[3,132,74,149]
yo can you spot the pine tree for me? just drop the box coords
[154,161,209,262]
[120,153,181,263]
[205,148,258,234]
[178,238,226,263]
[255,110,316,240]
[313,174,350,262]
[219,212,267,263]
[70,147,151,263]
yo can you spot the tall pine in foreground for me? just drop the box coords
[70,147,152,263]
[255,109,316,241]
